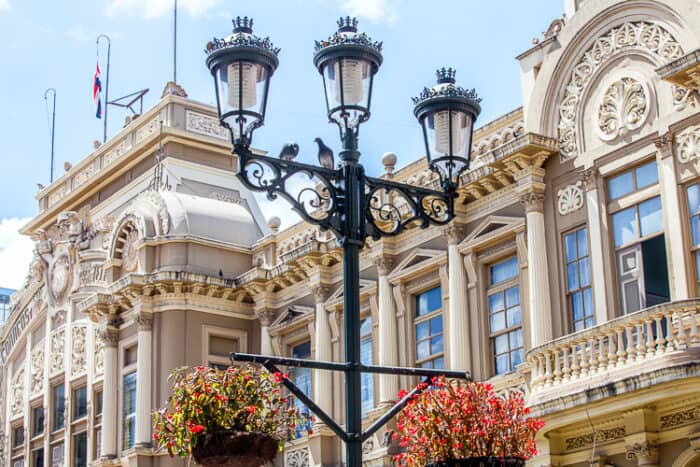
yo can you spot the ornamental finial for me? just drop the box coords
[337,16,358,32]
[436,67,456,84]
[232,16,254,34]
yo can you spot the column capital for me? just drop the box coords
[442,225,464,245]
[373,256,394,275]
[257,310,277,327]
[312,286,330,304]
[654,130,674,159]
[580,167,599,190]
[97,326,119,347]
[135,312,153,331]
[520,191,545,213]
[625,440,658,465]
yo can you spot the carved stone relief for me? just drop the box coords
[557,181,584,216]
[94,332,105,376]
[71,326,87,376]
[10,367,24,418]
[597,77,649,141]
[558,21,683,161]
[120,229,140,272]
[675,125,700,163]
[30,346,44,397]
[285,447,310,467]
[185,110,229,140]
[625,441,658,462]
[50,329,65,374]
[565,426,626,450]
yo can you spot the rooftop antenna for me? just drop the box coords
[147,121,171,192]
[44,88,56,183]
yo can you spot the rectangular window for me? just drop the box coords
[360,317,374,418]
[32,448,44,467]
[13,426,24,447]
[95,429,102,460]
[122,372,137,450]
[608,160,659,199]
[73,432,87,467]
[51,444,64,467]
[290,342,312,438]
[123,345,137,367]
[95,390,103,416]
[488,257,523,375]
[52,384,65,431]
[73,386,88,420]
[611,196,664,247]
[415,286,444,369]
[564,228,594,331]
[32,407,44,437]
[687,183,700,295]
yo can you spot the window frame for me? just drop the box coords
[72,385,88,421]
[72,430,88,467]
[31,405,44,439]
[288,338,313,438]
[413,285,444,369]
[486,255,523,376]
[686,181,700,296]
[201,326,247,369]
[51,382,65,433]
[563,226,595,332]
[119,335,138,452]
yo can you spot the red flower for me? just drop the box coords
[247,405,256,414]
[188,424,205,434]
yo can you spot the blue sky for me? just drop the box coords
[0,0,564,288]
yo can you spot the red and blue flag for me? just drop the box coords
[93,62,102,119]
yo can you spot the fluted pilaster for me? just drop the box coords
[135,312,153,448]
[312,286,332,416]
[375,256,398,404]
[443,226,470,372]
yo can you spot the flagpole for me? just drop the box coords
[97,34,111,143]
[173,0,177,83]
[44,88,56,183]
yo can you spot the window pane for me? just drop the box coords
[432,357,444,370]
[577,228,588,257]
[430,335,443,354]
[612,207,638,247]
[511,348,524,367]
[691,215,700,246]
[32,407,44,437]
[53,384,65,431]
[495,354,509,375]
[494,334,508,355]
[635,162,658,189]
[489,292,504,312]
[579,258,591,287]
[74,432,87,467]
[360,331,373,418]
[490,311,505,332]
[292,341,311,359]
[688,184,700,216]
[505,286,520,307]
[415,321,429,341]
[122,373,137,450]
[608,171,634,199]
[416,287,441,316]
[583,288,594,320]
[507,306,521,328]
[567,263,579,291]
[623,281,641,314]
[509,329,523,350]
[429,315,442,336]
[565,232,577,262]
[572,292,583,320]
[416,340,430,360]
[639,196,663,237]
[490,257,518,284]
[360,317,372,336]
[73,387,87,420]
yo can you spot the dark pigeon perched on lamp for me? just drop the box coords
[278,142,299,161]
[314,137,335,169]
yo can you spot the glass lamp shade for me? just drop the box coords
[413,68,481,188]
[314,17,382,132]
[205,17,279,144]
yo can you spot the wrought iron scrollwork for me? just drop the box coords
[364,176,454,239]
[236,145,343,234]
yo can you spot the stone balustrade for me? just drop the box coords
[526,299,700,399]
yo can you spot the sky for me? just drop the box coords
[0,0,564,289]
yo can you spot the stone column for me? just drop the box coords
[655,133,690,300]
[312,287,332,416]
[444,226,471,372]
[582,168,610,324]
[258,310,275,356]
[98,326,119,459]
[135,312,153,448]
[521,191,553,346]
[375,256,398,405]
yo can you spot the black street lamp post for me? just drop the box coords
[205,16,481,467]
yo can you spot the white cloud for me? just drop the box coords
[338,0,399,24]
[0,218,34,290]
[105,0,220,18]
[0,0,9,12]
[66,26,89,42]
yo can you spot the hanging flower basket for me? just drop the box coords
[152,366,311,465]
[425,458,525,467]
[393,377,544,467]
[191,431,279,467]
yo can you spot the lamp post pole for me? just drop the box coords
[206,17,481,467]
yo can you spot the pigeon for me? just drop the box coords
[278,142,299,162]
[218,269,224,279]
[37,183,45,190]
[314,137,335,169]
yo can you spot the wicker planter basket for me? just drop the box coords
[426,458,526,467]
[191,431,279,467]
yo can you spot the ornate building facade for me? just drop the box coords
[2,1,700,466]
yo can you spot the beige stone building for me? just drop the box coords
[3,0,700,466]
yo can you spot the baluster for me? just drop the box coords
[625,323,635,363]
[561,345,571,382]
[580,340,590,376]
[654,313,665,353]
[553,347,562,384]
[598,335,607,371]
[645,318,655,357]
[537,354,546,388]
[544,350,554,387]
[690,306,700,345]
[675,309,688,350]
[635,320,645,360]
[528,356,540,389]
[570,342,580,378]
[665,311,675,352]
[587,337,598,374]
[607,330,617,367]
[616,328,626,367]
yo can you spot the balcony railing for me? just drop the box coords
[526,299,700,399]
